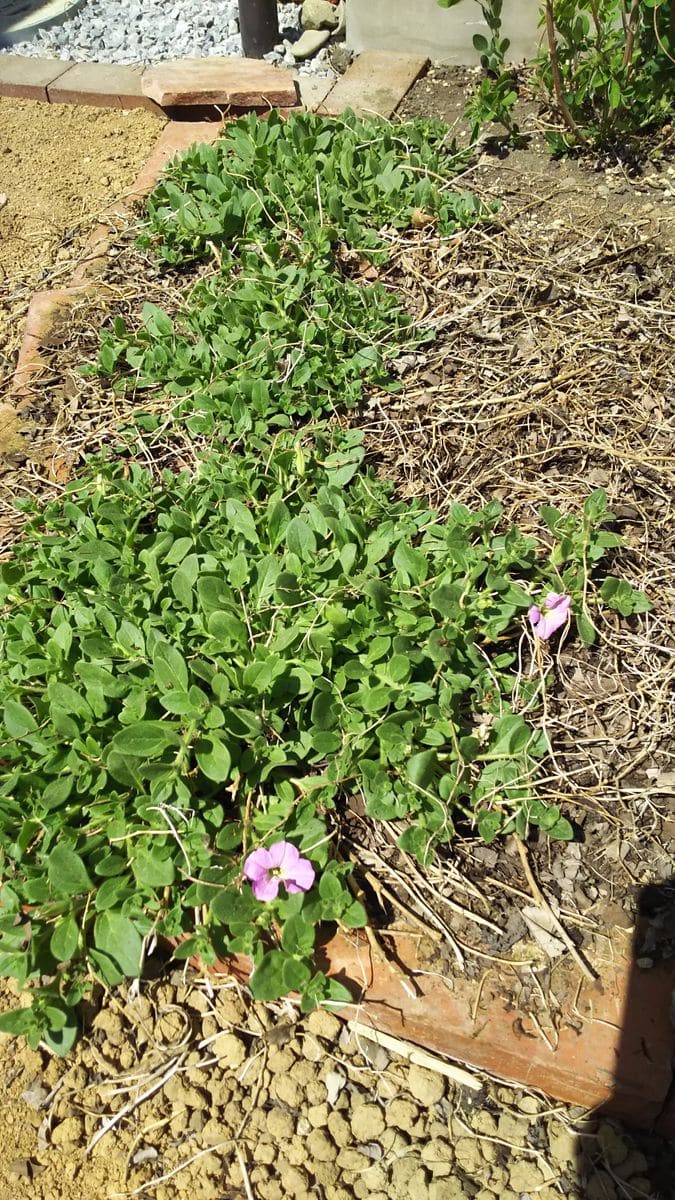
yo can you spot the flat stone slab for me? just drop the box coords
[142,57,298,108]
[0,54,73,100]
[47,61,159,110]
[318,50,428,117]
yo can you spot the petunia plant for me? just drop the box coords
[0,430,650,1049]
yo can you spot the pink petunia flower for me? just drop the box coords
[243,840,315,903]
[528,592,572,640]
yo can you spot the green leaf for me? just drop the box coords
[47,846,93,897]
[195,736,232,782]
[477,810,503,844]
[3,699,37,738]
[249,950,287,1001]
[393,542,428,584]
[225,498,259,543]
[110,721,178,758]
[93,912,143,978]
[547,817,575,841]
[153,642,189,692]
[286,517,317,560]
[50,915,80,963]
[406,750,438,789]
[132,846,177,888]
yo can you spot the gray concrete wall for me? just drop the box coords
[346,0,544,66]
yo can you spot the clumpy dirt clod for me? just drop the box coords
[1,970,674,1200]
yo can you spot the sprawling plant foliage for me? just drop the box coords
[0,111,650,1051]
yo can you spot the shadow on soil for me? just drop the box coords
[575,879,675,1199]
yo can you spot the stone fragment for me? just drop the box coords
[271,1074,302,1109]
[307,1128,337,1161]
[408,1065,445,1107]
[266,1108,295,1141]
[48,62,160,110]
[51,1117,83,1147]
[0,54,73,101]
[279,1164,309,1197]
[212,1032,247,1068]
[349,1102,385,1140]
[337,1147,372,1172]
[454,1137,483,1174]
[597,1121,629,1166]
[307,1102,329,1127]
[429,1182,471,1200]
[318,50,428,118]
[421,1137,453,1176]
[509,1160,546,1193]
[327,1111,351,1147]
[301,0,340,31]
[385,1097,419,1130]
[286,28,330,60]
[307,1009,342,1042]
[141,58,298,108]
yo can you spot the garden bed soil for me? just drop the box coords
[0,67,674,1200]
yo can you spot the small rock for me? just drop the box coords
[266,1107,295,1141]
[408,1066,445,1107]
[301,0,340,31]
[307,1009,342,1041]
[350,1102,385,1140]
[307,1128,337,1161]
[271,1074,302,1109]
[597,1121,629,1167]
[279,1164,309,1197]
[509,1160,546,1193]
[211,1031,247,1067]
[421,1137,453,1176]
[307,1102,329,1127]
[454,1137,483,1174]
[327,1111,351,1147]
[386,1097,419,1130]
[51,1116,83,1147]
[286,28,330,60]
[587,1171,618,1200]
[301,1034,323,1062]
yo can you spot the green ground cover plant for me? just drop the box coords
[0,112,650,1050]
[438,0,675,153]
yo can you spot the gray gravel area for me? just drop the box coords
[0,0,331,72]
[4,972,674,1200]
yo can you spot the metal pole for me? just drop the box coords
[239,0,280,58]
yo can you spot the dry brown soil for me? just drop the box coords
[0,97,163,370]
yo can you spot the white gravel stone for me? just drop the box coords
[0,0,332,76]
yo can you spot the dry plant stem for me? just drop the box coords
[622,0,640,69]
[343,862,421,999]
[513,834,598,985]
[543,0,587,142]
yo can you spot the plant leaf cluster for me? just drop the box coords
[0,112,651,1049]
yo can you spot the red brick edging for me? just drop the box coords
[0,51,427,117]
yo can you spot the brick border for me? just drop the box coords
[193,927,675,1136]
[10,87,672,1133]
[0,51,428,117]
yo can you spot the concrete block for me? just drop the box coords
[0,54,74,101]
[346,0,543,66]
[318,50,428,118]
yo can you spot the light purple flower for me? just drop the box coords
[243,840,315,903]
[528,592,572,640]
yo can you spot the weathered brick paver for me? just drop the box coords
[142,57,298,108]
[0,54,74,101]
[46,62,161,110]
[318,50,428,117]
